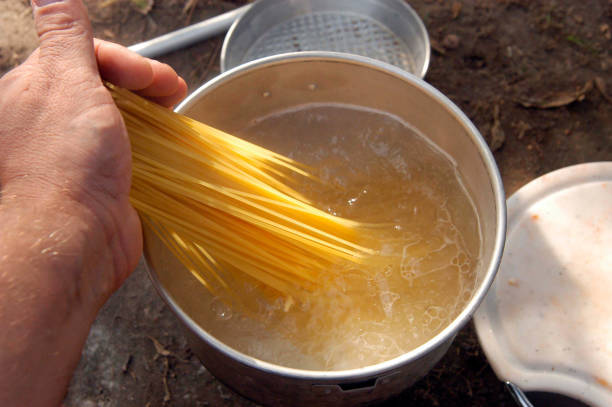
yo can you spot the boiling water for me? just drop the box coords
[194,103,481,370]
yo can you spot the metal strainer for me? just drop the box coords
[220,0,430,77]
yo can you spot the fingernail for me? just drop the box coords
[32,0,64,7]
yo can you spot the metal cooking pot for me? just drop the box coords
[143,52,506,406]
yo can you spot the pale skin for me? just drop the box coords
[0,0,187,406]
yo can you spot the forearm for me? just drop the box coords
[0,188,111,407]
[0,2,181,404]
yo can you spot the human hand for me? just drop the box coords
[0,0,186,405]
[0,0,187,297]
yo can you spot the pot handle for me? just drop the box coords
[312,371,403,395]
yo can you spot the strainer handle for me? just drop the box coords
[128,4,251,58]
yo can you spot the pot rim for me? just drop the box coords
[145,51,506,381]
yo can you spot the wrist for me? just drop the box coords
[0,185,115,406]
[0,169,141,407]
[0,182,117,307]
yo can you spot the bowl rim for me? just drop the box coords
[146,51,506,381]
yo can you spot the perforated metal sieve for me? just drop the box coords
[220,0,430,76]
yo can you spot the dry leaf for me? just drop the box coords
[102,29,116,39]
[595,77,612,103]
[518,81,593,109]
[98,0,119,8]
[131,0,154,15]
[512,120,532,140]
[520,94,578,109]
[148,336,172,357]
[489,104,505,151]
[452,1,462,19]
[430,39,447,55]
[122,354,133,373]
[162,357,171,403]
[182,0,198,15]
[601,23,611,40]
[147,336,189,362]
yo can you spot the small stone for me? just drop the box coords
[217,384,232,400]
[600,23,611,40]
[442,34,461,50]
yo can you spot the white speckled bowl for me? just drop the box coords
[475,162,612,407]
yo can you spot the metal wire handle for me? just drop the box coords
[128,5,251,58]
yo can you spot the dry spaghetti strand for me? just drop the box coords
[107,83,379,299]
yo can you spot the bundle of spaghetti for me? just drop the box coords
[106,83,379,301]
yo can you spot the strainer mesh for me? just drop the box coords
[243,11,416,73]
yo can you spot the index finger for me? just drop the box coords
[94,39,154,90]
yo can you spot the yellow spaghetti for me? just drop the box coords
[106,83,378,301]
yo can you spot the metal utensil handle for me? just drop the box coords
[506,382,534,407]
[128,4,251,58]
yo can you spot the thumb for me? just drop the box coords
[31,0,97,77]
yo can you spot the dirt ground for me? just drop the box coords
[1,0,611,406]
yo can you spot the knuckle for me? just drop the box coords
[36,9,90,43]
